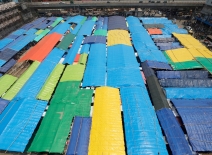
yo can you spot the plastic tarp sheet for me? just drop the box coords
[79,53,88,65]
[156,70,208,79]
[107,45,139,69]
[77,20,95,36]
[6,34,19,40]
[107,68,144,88]
[147,28,162,35]
[37,64,65,101]
[0,60,6,67]
[24,28,37,35]
[63,35,84,65]
[141,61,155,78]
[145,60,172,70]
[108,16,128,30]
[2,61,40,100]
[146,75,170,110]
[11,29,26,36]
[165,88,212,99]
[83,36,106,44]
[159,79,212,87]
[0,98,10,114]
[49,22,70,35]
[57,33,76,51]
[107,30,131,46]
[0,38,13,50]
[88,87,125,155]
[50,17,63,27]
[82,44,106,87]
[9,34,36,51]
[137,49,168,63]
[171,99,212,151]
[0,59,16,73]
[140,17,172,24]
[143,24,164,29]
[66,15,85,25]
[0,97,48,152]
[94,29,107,36]
[80,44,90,54]
[60,64,85,82]
[120,87,168,155]
[34,29,50,42]
[151,34,172,38]
[0,49,18,62]
[0,74,17,97]
[16,48,64,98]
[28,82,93,153]
[18,33,62,62]
[156,108,192,155]
[66,117,91,155]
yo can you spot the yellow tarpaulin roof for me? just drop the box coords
[88,86,125,155]
[107,30,131,46]
[166,48,195,62]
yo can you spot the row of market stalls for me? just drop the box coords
[0,15,211,155]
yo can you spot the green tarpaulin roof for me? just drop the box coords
[36,64,65,101]
[2,61,40,100]
[28,81,93,153]
[94,29,107,36]
[57,33,75,51]
[196,57,212,73]
[164,52,203,70]
[92,16,97,21]
[34,29,50,42]
[51,17,63,27]
[60,64,85,82]
[35,29,44,35]
[78,53,88,65]
[0,74,17,97]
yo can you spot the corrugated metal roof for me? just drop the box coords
[0,74,17,97]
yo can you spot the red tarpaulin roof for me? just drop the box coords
[18,33,62,62]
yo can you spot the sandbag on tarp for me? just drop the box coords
[0,98,10,114]
[165,88,212,99]
[157,70,208,79]
[171,99,212,151]
[156,108,192,155]
[146,75,170,110]
[143,24,164,29]
[108,16,128,30]
[145,60,172,70]
[66,117,91,155]
[153,38,175,43]
[141,61,155,78]
[159,79,212,87]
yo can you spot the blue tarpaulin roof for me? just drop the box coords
[11,29,26,36]
[0,60,6,67]
[49,22,70,35]
[107,45,139,70]
[0,48,18,61]
[107,68,144,88]
[140,17,172,24]
[80,44,90,54]
[157,70,209,79]
[71,24,82,35]
[0,97,47,152]
[77,20,95,36]
[0,38,13,50]
[0,98,10,114]
[17,48,64,98]
[0,59,16,73]
[145,60,172,70]
[82,43,106,87]
[1,35,25,52]
[171,99,212,151]
[159,79,212,87]
[156,108,192,155]
[108,16,128,30]
[63,35,84,65]
[9,34,36,51]
[66,117,91,155]
[66,15,85,24]
[151,35,172,38]
[141,61,156,78]
[165,88,212,99]
[120,87,168,155]
[24,28,37,35]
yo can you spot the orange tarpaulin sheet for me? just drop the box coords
[74,54,80,62]
[147,28,162,35]
[18,33,62,62]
